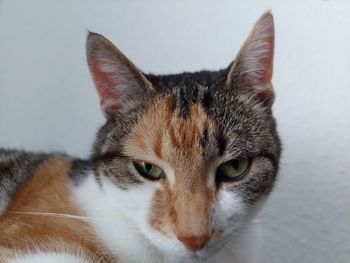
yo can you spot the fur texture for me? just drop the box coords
[0,12,280,263]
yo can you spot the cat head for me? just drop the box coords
[86,12,280,260]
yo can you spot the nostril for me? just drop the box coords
[177,234,210,252]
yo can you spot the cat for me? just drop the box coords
[0,11,281,263]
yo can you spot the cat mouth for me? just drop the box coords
[184,249,215,261]
[188,237,230,260]
[180,242,220,260]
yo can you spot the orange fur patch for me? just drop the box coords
[124,97,218,239]
[0,159,115,262]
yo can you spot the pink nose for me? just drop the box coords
[177,235,210,251]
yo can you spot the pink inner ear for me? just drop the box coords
[91,60,122,113]
[255,42,274,99]
[235,13,274,100]
[254,87,274,100]
[240,31,274,99]
[257,35,274,85]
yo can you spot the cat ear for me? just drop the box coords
[226,12,275,105]
[86,32,153,116]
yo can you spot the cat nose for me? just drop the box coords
[177,234,210,251]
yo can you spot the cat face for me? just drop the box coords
[86,12,280,260]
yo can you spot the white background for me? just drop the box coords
[0,0,349,262]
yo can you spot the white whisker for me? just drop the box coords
[8,211,111,224]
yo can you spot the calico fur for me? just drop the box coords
[0,12,280,263]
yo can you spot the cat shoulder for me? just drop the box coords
[0,149,69,214]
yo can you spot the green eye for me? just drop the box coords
[216,158,251,182]
[133,161,165,180]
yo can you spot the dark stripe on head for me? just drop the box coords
[216,133,227,156]
[175,86,201,119]
[201,89,213,111]
[176,88,190,118]
[200,128,209,149]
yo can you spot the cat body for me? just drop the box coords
[0,12,280,263]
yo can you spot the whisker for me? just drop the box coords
[8,211,147,236]
[8,211,112,224]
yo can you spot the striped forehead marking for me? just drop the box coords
[128,97,217,165]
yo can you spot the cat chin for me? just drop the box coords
[137,209,252,261]
[139,225,228,262]
[154,242,226,263]
[138,215,260,263]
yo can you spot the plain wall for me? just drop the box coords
[0,0,349,262]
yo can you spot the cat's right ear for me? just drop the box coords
[225,12,275,106]
[86,32,153,116]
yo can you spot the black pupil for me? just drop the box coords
[231,160,240,170]
[145,163,153,173]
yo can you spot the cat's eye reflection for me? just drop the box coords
[133,161,165,180]
[216,158,251,182]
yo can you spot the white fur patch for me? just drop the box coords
[72,172,259,263]
[72,173,162,263]
[7,252,92,263]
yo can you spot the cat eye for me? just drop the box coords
[216,158,251,182]
[133,161,165,180]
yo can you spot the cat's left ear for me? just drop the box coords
[86,32,153,116]
[226,12,275,106]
